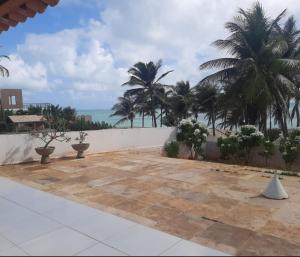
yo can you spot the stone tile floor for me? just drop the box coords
[0,148,300,256]
[0,178,226,256]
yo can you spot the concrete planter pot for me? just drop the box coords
[72,143,90,159]
[35,147,55,164]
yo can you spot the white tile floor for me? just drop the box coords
[0,178,229,256]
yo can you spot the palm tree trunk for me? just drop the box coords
[212,107,216,137]
[150,92,157,128]
[160,106,163,127]
[295,101,300,127]
[269,106,272,130]
[280,114,288,137]
[142,110,145,128]
[130,119,133,128]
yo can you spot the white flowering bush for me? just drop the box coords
[217,133,239,160]
[217,126,264,162]
[177,118,209,159]
[236,125,264,163]
[259,139,275,167]
[279,128,300,168]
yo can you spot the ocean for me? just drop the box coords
[77,109,208,128]
[77,109,155,128]
[77,109,299,129]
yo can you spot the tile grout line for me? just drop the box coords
[157,239,183,256]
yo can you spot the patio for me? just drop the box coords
[0,148,300,256]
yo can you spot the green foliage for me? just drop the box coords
[217,134,239,160]
[259,139,276,167]
[27,106,43,115]
[217,125,264,163]
[122,59,173,128]
[164,141,179,158]
[266,128,282,142]
[69,119,112,131]
[236,125,264,163]
[279,128,300,168]
[110,96,136,128]
[199,2,300,134]
[177,118,208,159]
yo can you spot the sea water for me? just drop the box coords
[77,109,155,128]
[77,109,299,129]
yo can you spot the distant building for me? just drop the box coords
[8,115,47,133]
[77,115,92,123]
[0,89,23,110]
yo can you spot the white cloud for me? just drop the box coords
[3,0,300,108]
[0,55,48,91]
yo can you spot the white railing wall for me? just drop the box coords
[1,128,176,165]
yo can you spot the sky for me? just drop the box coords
[0,0,300,110]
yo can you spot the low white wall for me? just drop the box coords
[1,127,176,165]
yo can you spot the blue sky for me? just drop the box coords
[0,0,299,110]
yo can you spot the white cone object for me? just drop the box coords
[263,173,288,200]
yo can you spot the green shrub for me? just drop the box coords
[236,125,264,163]
[217,134,239,160]
[69,120,112,131]
[177,119,208,159]
[259,139,275,167]
[279,128,300,169]
[266,128,281,142]
[164,141,179,158]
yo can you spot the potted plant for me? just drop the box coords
[72,131,89,158]
[31,121,71,164]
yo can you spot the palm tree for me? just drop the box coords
[195,83,220,136]
[0,55,9,77]
[199,2,300,135]
[110,95,136,128]
[277,16,300,127]
[122,60,173,127]
[172,81,193,119]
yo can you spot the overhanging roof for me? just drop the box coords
[8,115,46,123]
[0,0,59,33]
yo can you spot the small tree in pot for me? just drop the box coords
[32,121,71,164]
[72,131,90,158]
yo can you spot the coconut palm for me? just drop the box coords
[195,83,220,136]
[110,96,136,128]
[0,55,9,77]
[199,2,300,135]
[122,60,173,127]
[277,16,300,127]
[172,81,193,119]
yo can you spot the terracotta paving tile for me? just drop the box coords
[84,192,127,207]
[134,192,173,205]
[184,197,238,222]
[237,233,300,256]
[219,202,275,231]
[138,205,183,223]
[162,198,196,212]
[191,223,255,256]
[113,198,149,214]
[155,214,214,240]
[259,220,300,245]
[272,202,300,226]
[1,148,300,256]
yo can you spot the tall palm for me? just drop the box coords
[199,2,300,135]
[172,81,193,119]
[122,60,173,127]
[0,55,9,77]
[278,16,300,127]
[110,95,136,128]
[195,83,220,136]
